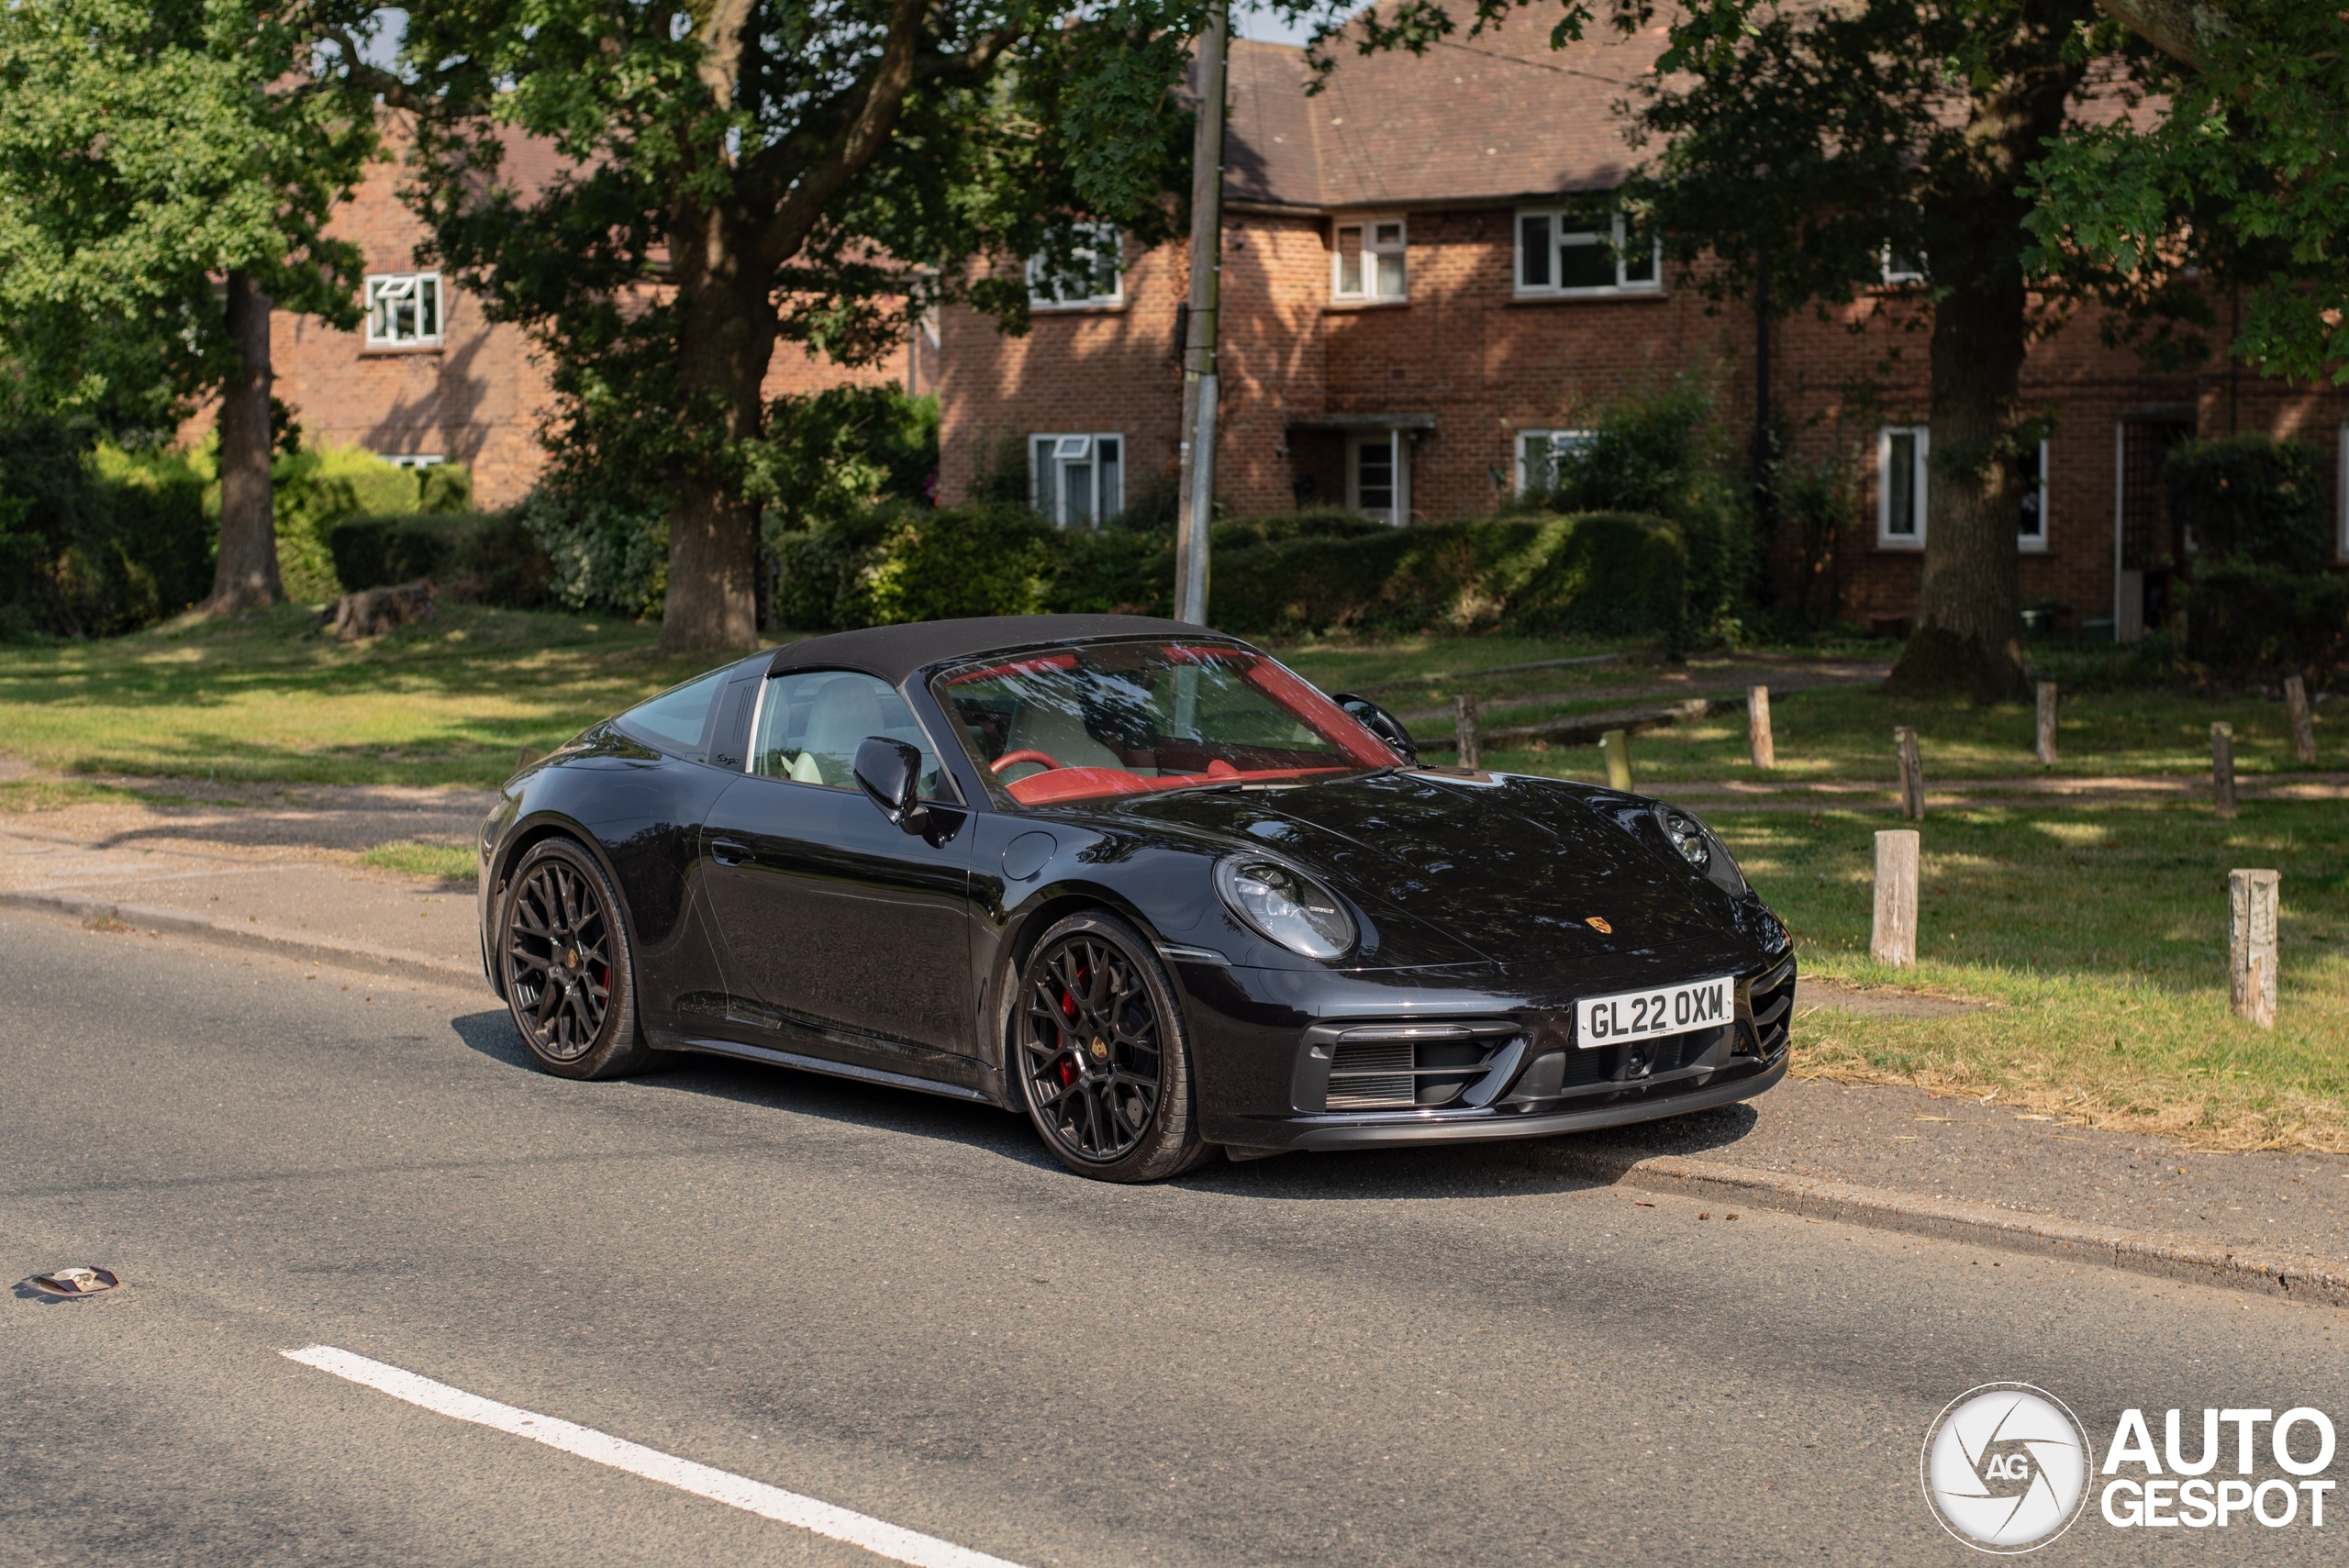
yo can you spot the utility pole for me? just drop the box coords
[1174,0,1229,626]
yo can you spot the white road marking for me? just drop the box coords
[284,1345,1024,1568]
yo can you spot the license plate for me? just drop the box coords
[1575,976,1732,1047]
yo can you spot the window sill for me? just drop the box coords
[1875,540,1926,553]
[1323,298,1410,313]
[360,342,445,357]
[1508,288,1668,305]
[1028,300,1127,315]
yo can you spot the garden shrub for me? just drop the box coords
[328,511,553,606]
[180,439,472,603]
[0,420,211,639]
[775,503,1689,640]
[2165,436,2329,574]
[2186,563,2349,676]
[1208,512,1685,640]
[517,488,670,620]
[775,503,1061,628]
[1544,371,1756,640]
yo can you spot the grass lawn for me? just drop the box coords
[1719,801,2349,1151]
[1473,683,2332,784]
[0,604,736,788]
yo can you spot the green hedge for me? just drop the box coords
[2186,564,2349,675]
[327,511,553,607]
[774,505,1687,641]
[0,424,212,639]
[2166,436,2330,575]
[1208,512,1685,640]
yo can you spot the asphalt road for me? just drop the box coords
[4,908,2345,1566]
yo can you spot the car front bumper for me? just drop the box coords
[1168,947,1796,1153]
[1278,1053,1785,1150]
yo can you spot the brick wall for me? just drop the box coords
[187,123,913,512]
[941,206,2349,626]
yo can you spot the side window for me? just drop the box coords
[751,670,949,799]
[614,667,732,759]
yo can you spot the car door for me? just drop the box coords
[697,667,978,1077]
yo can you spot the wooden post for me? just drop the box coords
[1872,829,1920,967]
[2229,868,2279,1028]
[1895,726,1924,821]
[2285,674,2317,766]
[2035,682,2058,766]
[1601,728,1633,791]
[2211,722,2237,819]
[1747,684,1776,770]
[1453,695,1480,770]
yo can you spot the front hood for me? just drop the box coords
[1114,771,1746,971]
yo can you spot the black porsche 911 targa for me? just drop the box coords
[477,615,1795,1181]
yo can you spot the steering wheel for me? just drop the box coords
[990,748,1063,776]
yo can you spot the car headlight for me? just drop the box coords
[1655,806,1710,872]
[1653,804,1747,896]
[1214,858,1355,961]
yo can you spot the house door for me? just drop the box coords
[1346,430,1408,525]
[2111,414,2194,641]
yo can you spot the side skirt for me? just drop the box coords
[662,1035,1006,1107]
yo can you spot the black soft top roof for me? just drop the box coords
[763,615,1226,684]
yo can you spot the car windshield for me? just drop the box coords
[935,640,1394,806]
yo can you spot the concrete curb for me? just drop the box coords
[1544,1146,2349,1307]
[1,889,484,992]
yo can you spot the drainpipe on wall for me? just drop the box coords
[1174,0,1229,626]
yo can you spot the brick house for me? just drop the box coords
[245,120,934,511]
[935,15,2349,631]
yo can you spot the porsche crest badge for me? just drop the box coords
[1585,916,1613,934]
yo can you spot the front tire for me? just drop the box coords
[497,838,651,1080]
[1008,911,1209,1183]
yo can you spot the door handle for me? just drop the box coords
[710,839,753,867]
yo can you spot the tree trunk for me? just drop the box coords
[1891,272,2032,700]
[659,207,774,657]
[1887,16,2086,701]
[206,270,283,613]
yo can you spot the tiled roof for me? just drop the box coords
[1223,6,1670,211]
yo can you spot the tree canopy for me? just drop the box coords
[373,0,1207,651]
[2029,0,2349,384]
[0,0,384,608]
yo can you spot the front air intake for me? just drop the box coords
[1322,1023,1523,1110]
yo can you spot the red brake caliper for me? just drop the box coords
[1057,984,1078,1085]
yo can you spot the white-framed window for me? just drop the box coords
[1881,242,1926,286]
[1515,209,1660,297]
[1515,428,1595,496]
[2016,439,2049,551]
[364,272,442,346]
[379,453,446,470]
[1333,218,1407,302]
[1027,225,1124,309]
[1030,433,1123,527]
[1346,430,1409,525]
[1878,426,1928,549]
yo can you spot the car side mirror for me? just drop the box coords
[853,737,932,834]
[1331,693,1418,763]
[853,736,965,845]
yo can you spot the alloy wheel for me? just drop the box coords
[1017,932,1165,1163]
[505,858,614,1062]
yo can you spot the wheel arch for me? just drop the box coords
[484,812,641,1000]
[985,882,1176,1071]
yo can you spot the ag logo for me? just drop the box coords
[1921,1383,2092,1553]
